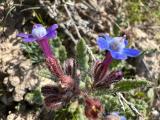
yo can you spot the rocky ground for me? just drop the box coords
[0,0,160,119]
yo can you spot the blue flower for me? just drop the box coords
[111,112,127,120]
[97,34,141,60]
[17,24,58,42]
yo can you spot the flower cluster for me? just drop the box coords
[17,24,141,120]
[93,52,123,88]
[92,34,141,88]
[17,24,78,110]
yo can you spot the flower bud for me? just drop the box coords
[63,58,77,79]
[94,70,123,88]
[106,70,123,84]
[41,85,63,110]
[85,97,103,120]
[93,52,112,82]
[59,75,75,91]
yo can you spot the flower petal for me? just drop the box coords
[33,24,43,28]
[123,48,141,57]
[114,37,123,41]
[120,116,127,120]
[44,31,57,39]
[23,37,37,42]
[124,39,128,46]
[113,37,128,46]
[97,37,109,50]
[104,34,113,41]
[17,33,30,38]
[111,51,127,60]
[17,33,36,42]
[43,24,58,39]
[111,112,119,116]
[47,24,58,33]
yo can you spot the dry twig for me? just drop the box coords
[117,92,143,118]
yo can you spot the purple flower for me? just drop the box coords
[17,24,58,57]
[97,34,141,60]
[111,112,127,120]
[17,24,58,42]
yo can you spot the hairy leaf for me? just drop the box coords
[114,79,149,92]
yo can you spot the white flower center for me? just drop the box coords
[109,37,125,51]
[32,26,47,39]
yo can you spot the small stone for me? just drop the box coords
[25,78,38,90]
[15,115,24,120]
[3,77,9,85]
[10,76,20,87]
[7,113,17,120]
[8,87,14,92]
[153,110,159,116]
[151,110,159,117]
[19,60,32,70]
[7,69,15,75]
[13,93,24,102]
[13,85,26,102]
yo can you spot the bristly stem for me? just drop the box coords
[37,39,64,78]
[117,92,143,117]
[46,56,64,78]
[37,39,53,58]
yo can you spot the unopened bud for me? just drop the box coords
[85,97,103,120]
[59,75,75,90]
[63,58,77,79]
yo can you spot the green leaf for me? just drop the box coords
[33,11,45,25]
[147,88,155,104]
[25,89,42,105]
[68,100,79,113]
[85,75,92,89]
[76,39,89,70]
[113,79,149,92]
[76,105,87,120]
[59,45,67,63]
[79,81,86,90]
[51,37,67,63]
